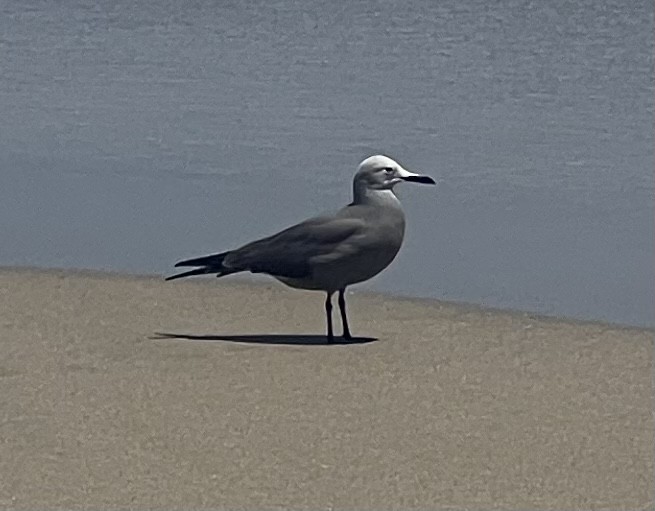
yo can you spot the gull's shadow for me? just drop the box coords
[152,332,378,346]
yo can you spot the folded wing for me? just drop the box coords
[166,214,366,281]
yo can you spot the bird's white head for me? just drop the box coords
[353,155,435,202]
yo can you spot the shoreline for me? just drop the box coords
[0,266,652,508]
[2,265,651,333]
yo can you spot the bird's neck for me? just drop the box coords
[353,185,402,209]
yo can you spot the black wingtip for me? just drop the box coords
[173,251,229,268]
[165,267,209,281]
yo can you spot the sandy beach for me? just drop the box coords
[0,267,652,509]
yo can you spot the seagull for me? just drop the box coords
[166,155,435,343]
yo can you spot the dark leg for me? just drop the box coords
[325,292,334,343]
[338,288,352,340]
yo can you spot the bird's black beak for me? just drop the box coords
[401,174,436,185]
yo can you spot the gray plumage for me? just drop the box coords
[167,155,435,343]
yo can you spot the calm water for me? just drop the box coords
[0,0,653,326]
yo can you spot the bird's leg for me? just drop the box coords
[338,288,352,340]
[325,292,334,343]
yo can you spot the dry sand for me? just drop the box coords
[0,267,652,510]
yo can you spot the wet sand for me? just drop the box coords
[0,268,652,509]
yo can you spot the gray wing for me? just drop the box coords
[223,214,366,279]
[167,210,370,282]
[167,203,402,283]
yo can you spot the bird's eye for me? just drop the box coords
[381,167,394,174]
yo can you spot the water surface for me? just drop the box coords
[0,0,652,326]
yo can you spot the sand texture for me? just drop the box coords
[0,268,652,509]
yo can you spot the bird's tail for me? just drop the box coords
[165,251,232,281]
